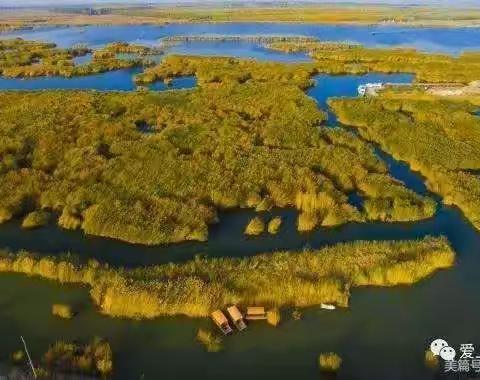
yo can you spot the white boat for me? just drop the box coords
[358,84,367,96]
[358,82,384,96]
[321,303,336,310]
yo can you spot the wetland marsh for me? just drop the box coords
[1,21,480,380]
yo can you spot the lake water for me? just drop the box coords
[307,72,414,125]
[72,52,93,66]
[0,24,480,380]
[0,68,197,91]
[2,23,480,56]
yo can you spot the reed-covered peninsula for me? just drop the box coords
[330,92,480,231]
[0,236,455,319]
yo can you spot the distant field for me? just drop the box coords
[116,6,480,26]
[1,5,480,31]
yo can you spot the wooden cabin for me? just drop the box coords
[227,305,247,331]
[245,306,267,320]
[211,310,233,335]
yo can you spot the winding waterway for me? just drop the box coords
[0,24,479,380]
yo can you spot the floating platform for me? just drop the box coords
[245,307,267,320]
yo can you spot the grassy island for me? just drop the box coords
[0,55,436,244]
[266,41,480,84]
[0,237,454,319]
[0,39,156,78]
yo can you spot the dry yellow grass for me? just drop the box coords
[2,5,480,31]
[0,236,455,320]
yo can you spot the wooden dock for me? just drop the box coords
[245,307,267,320]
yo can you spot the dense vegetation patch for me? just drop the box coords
[0,237,454,319]
[0,55,435,244]
[51,303,74,319]
[134,54,316,88]
[329,92,480,230]
[38,338,112,378]
[266,41,480,83]
[318,352,342,372]
[0,39,155,78]
[9,337,112,378]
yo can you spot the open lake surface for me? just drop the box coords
[3,23,480,55]
[0,24,480,379]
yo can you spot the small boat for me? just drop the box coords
[358,82,384,96]
[321,303,336,310]
[211,310,233,335]
[227,305,247,331]
[245,306,267,320]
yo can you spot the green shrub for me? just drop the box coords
[21,210,50,229]
[196,328,223,352]
[266,308,281,326]
[267,217,282,234]
[52,303,74,319]
[43,337,112,376]
[245,216,265,236]
[58,208,82,230]
[319,352,342,372]
[297,212,318,232]
[0,207,12,223]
